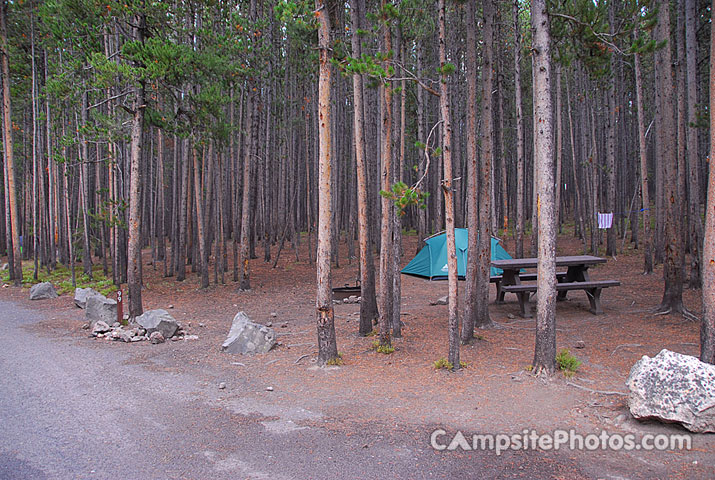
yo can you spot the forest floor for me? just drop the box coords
[2,230,713,479]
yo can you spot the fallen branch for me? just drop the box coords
[294,354,311,364]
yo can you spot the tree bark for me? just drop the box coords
[654,0,686,315]
[350,0,378,336]
[513,0,525,259]
[127,12,146,318]
[476,0,495,330]
[531,0,557,376]
[378,0,394,349]
[634,49,653,274]
[315,0,339,366]
[462,0,478,344]
[701,0,715,364]
[685,0,702,289]
[1,0,22,285]
[438,0,459,370]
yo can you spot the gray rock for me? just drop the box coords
[1,263,8,271]
[149,331,165,344]
[221,311,276,355]
[86,295,117,327]
[626,349,715,433]
[431,296,448,306]
[575,340,586,349]
[218,382,226,390]
[91,320,111,335]
[29,282,58,300]
[131,335,144,342]
[136,309,179,339]
[73,287,101,309]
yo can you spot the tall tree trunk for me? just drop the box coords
[192,141,209,288]
[1,0,22,285]
[315,0,339,366]
[634,49,653,274]
[378,0,394,349]
[531,0,557,375]
[685,0,702,289]
[127,12,146,318]
[438,0,459,370]
[476,0,495,330]
[701,0,715,364]
[654,0,686,315]
[350,0,379,336]
[513,0,525,258]
[462,0,478,344]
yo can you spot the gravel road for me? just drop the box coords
[0,299,582,480]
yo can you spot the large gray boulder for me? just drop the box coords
[86,294,117,326]
[136,309,179,339]
[222,312,275,355]
[74,287,101,309]
[626,349,715,433]
[29,282,59,300]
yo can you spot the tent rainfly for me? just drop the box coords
[400,228,512,280]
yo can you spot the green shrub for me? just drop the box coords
[556,348,582,377]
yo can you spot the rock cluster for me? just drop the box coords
[333,295,361,305]
[89,309,193,345]
[626,349,715,433]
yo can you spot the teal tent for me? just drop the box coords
[401,228,512,280]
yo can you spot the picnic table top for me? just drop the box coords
[491,255,606,270]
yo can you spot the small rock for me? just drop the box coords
[266,322,273,327]
[184,335,199,340]
[575,340,586,349]
[149,331,166,344]
[187,322,192,327]
[130,336,144,342]
[0,263,8,271]
[333,299,342,305]
[29,282,59,300]
[218,382,226,390]
[112,322,121,328]
[266,386,274,392]
[81,323,90,330]
[281,323,288,328]
[168,304,174,309]
[171,336,181,342]
[431,296,448,306]
[199,323,205,328]
[506,313,516,320]
[270,312,277,318]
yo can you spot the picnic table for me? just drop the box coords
[491,255,620,318]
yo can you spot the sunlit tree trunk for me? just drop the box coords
[1,0,22,285]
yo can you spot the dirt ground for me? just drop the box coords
[3,231,713,479]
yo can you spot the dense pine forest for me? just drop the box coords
[1,0,714,369]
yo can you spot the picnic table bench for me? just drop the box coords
[491,256,620,318]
